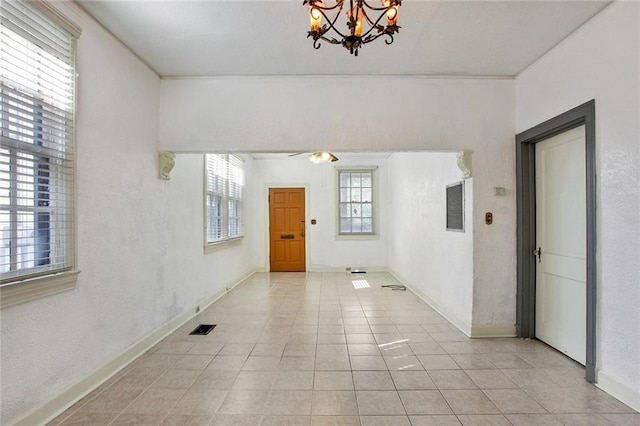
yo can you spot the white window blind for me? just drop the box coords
[338,169,374,234]
[205,154,244,243]
[1,0,77,283]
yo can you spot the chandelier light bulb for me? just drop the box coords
[347,7,364,37]
[310,7,322,31]
[386,6,398,26]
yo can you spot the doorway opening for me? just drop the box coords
[515,100,596,382]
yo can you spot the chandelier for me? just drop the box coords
[304,0,401,56]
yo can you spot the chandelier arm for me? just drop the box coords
[363,31,394,46]
[362,9,378,28]
[306,0,343,11]
[313,36,342,50]
[384,32,394,45]
[359,10,388,39]
[316,7,348,39]
[320,6,344,38]
[320,35,342,45]
[361,0,398,11]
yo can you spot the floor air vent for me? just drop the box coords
[190,324,216,335]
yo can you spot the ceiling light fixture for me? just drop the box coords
[308,152,339,163]
[304,0,401,56]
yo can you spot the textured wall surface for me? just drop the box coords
[388,152,475,330]
[515,1,640,407]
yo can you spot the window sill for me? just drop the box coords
[204,236,244,254]
[0,270,80,309]
[335,234,379,241]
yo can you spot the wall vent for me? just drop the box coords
[190,324,216,335]
[446,181,465,232]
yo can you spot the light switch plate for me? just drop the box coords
[485,212,493,225]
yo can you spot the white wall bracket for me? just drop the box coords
[456,150,473,179]
[158,151,176,180]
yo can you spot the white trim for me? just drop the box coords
[389,269,472,337]
[204,236,244,254]
[31,0,82,37]
[596,369,640,413]
[307,266,389,273]
[8,269,258,426]
[161,75,516,81]
[389,269,515,338]
[334,234,380,241]
[335,165,380,171]
[469,323,516,338]
[0,270,80,309]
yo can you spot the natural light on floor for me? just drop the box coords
[377,339,409,348]
[351,279,370,289]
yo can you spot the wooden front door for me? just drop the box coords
[269,188,306,272]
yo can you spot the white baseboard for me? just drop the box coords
[306,266,347,272]
[307,266,389,273]
[596,369,640,412]
[388,269,473,337]
[388,270,516,339]
[470,323,516,338]
[10,269,259,426]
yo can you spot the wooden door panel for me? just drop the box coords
[289,192,302,204]
[273,207,287,231]
[289,208,303,224]
[289,241,303,262]
[269,188,306,272]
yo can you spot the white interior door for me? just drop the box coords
[535,125,587,365]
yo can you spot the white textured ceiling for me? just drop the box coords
[77,0,610,78]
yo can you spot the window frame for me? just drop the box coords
[204,154,245,252]
[336,167,378,238]
[0,0,80,309]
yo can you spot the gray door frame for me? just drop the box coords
[515,100,597,382]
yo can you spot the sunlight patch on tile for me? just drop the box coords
[378,339,409,347]
[352,279,371,289]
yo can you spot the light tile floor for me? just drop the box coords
[50,272,640,426]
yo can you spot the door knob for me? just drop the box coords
[532,247,542,263]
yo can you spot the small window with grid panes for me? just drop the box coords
[338,170,374,235]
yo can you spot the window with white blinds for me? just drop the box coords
[1,0,78,284]
[205,154,244,244]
